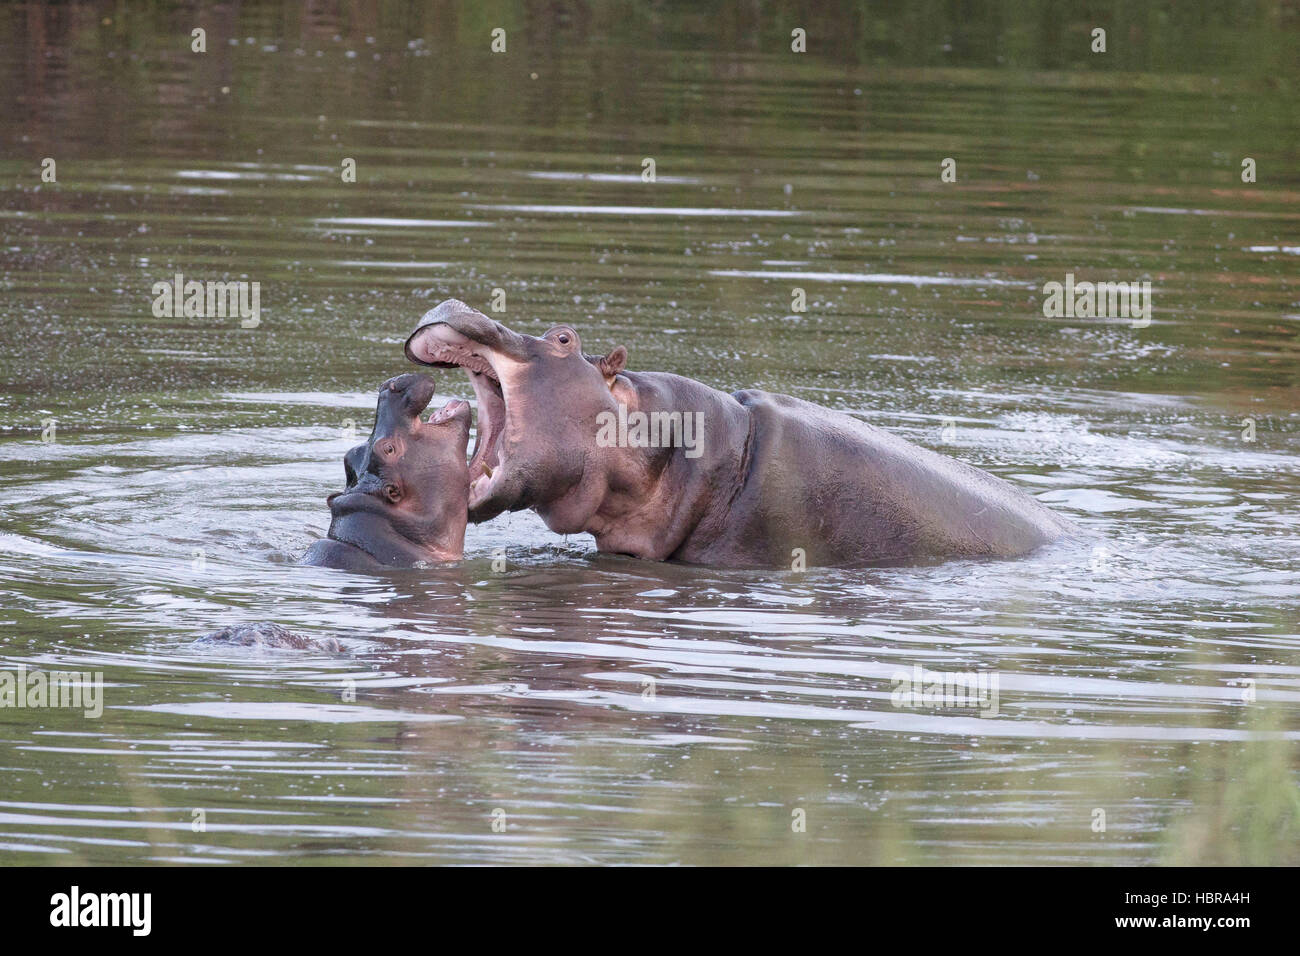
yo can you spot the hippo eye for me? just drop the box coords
[545,326,579,350]
[383,483,401,503]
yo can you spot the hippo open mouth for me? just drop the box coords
[415,339,504,508]
[405,299,628,524]
[305,373,472,569]
[405,308,512,511]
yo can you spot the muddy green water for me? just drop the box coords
[0,2,1297,864]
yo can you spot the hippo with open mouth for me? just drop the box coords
[404,299,1076,569]
[303,373,470,570]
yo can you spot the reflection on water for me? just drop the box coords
[0,2,1296,865]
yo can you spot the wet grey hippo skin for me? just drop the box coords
[405,299,1076,569]
[302,373,471,570]
[197,622,343,652]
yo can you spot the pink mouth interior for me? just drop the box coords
[465,372,504,480]
[413,331,506,482]
[428,398,469,426]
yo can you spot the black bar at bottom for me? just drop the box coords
[0,866,1276,942]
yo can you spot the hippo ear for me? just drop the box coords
[597,346,627,386]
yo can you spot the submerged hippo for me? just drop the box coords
[303,373,470,570]
[197,622,343,652]
[405,299,1076,569]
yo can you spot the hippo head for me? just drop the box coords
[304,373,470,570]
[404,299,627,527]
